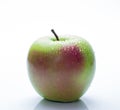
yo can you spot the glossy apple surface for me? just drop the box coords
[27,36,95,102]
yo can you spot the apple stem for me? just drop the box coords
[51,29,59,41]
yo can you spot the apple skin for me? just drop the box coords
[27,36,95,102]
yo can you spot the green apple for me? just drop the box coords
[27,30,95,102]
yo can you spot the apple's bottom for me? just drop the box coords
[44,97,79,103]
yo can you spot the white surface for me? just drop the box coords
[0,0,120,110]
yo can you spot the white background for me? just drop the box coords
[0,0,120,110]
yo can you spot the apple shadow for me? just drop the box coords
[34,98,88,110]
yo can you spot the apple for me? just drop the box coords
[27,29,95,102]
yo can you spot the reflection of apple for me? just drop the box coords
[27,29,95,102]
[35,99,88,110]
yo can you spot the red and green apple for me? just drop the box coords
[27,29,95,102]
